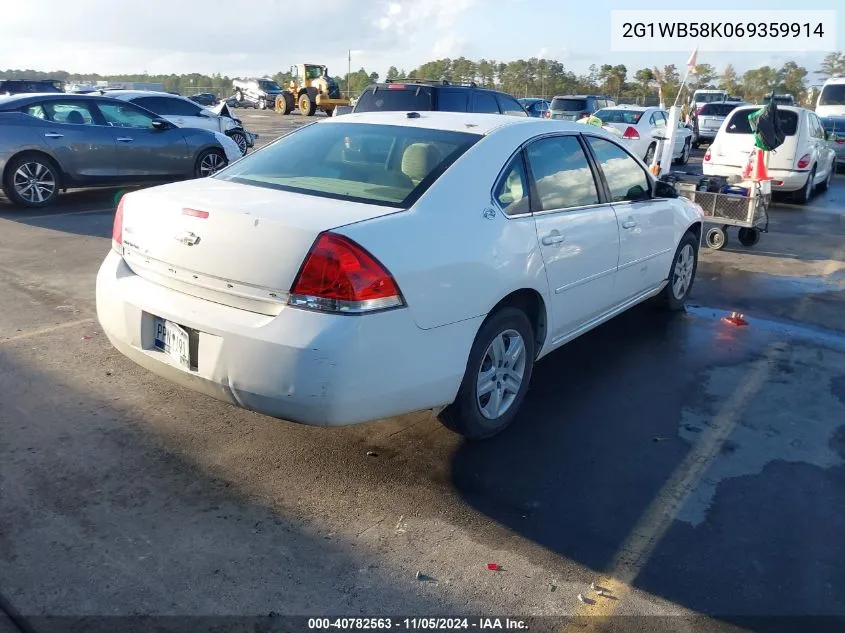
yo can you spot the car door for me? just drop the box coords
[584,135,675,302]
[22,99,118,181]
[808,112,834,178]
[524,134,620,341]
[93,100,192,178]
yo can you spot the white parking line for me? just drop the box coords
[1,318,95,345]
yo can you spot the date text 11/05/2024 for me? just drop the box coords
[307,618,529,630]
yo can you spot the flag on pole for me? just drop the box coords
[686,48,699,73]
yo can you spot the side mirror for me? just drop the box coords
[151,119,170,130]
[653,180,678,198]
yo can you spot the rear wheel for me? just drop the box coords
[299,92,317,116]
[675,138,691,165]
[818,164,834,192]
[3,153,61,208]
[438,307,535,440]
[738,227,761,247]
[793,166,815,204]
[194,149,227,178]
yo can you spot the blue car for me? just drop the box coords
[518,98,551,118]
[820,116,845,171]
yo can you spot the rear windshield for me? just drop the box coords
[694,92,726,104]
[355,86,433,112]
[593,109,644,124]
[550,98,586,111]
[819,84,845,106]
[700,103,743,117]
[726,108,798,136]
[216,122,480,207]
[821,117,845,135]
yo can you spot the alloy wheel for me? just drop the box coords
[476,329,527,420]
[199,152,225,177]
[672,244,695,300]
[13,162,56,204]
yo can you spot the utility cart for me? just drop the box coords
[663,173,771,250]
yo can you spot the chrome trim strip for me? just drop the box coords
[533,202,609,217]
[554,267,616,294]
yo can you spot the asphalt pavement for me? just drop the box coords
[1,121,845,633]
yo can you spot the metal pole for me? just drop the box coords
[347,50,351,98]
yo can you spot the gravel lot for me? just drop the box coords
[1,112,845,632]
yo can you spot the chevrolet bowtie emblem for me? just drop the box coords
[175,231,200,246]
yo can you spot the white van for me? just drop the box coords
[703,105,836,204]
[817,77,845,118]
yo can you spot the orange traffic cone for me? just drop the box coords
[753,149,769,181]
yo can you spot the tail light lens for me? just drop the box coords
[797,154,811,169]
[289,232,404,314]
[696,106,704,116]
[622,126,640,140]
[112,197,124,254]
[704,149,711,162]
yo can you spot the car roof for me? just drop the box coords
[100,90,186,100]
[601,104,651,111]
[730,104,805,114]
[551,94,608,99]
[822,77,845,85]
[322,111,605,136]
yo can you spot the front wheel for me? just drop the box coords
[194,149,227,178]
[438,307,535,440]
[299,92,317,116]
[793,166,815,204]
[644,143,656,165]
[258,97,267,110]
[705,226,728,250]
[738,227,761,247]
[228,131,248,156]
[675,139,691,165]
[818,165,834,192]
[654,231,699,310]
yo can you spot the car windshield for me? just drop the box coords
[593,109,644,124]
[354,86,434,112]
[695,92,726,104]
[258,80,281,91]
[550,98,586,111]
[726,109,799,136]
[819,84,845,106]
[215,122,480,207]
[700,103,742,117]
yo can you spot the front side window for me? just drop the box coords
[585,136,650,203]
[258,80,282,92]
[497,94,528,117]
[809,114,825,139]
[493,154,530,215]
[216,122,481,207]
[96,102,157,128]
[524,135,599,211]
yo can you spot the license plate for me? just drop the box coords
[154,318,190,369]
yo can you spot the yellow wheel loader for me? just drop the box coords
[274,64,350,117]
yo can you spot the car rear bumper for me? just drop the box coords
[96,251,476,426]
[702,163,809,191]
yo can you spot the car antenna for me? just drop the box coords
[406,112,421,118]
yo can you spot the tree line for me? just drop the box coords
[2,51,843,104]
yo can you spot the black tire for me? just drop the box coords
[705,226,728,250]
[258,97,267,110]
[818,165,834,192]
[2,152,61,208]
[323,107,334,117]
[276,92,294,115]
[228,131,248,156]
[653,231,699,310]
[299,92,317,117]
[792,166,815,204]
[194,149,227,178]
[644,143,656,165]
[738,227,761,247]
[674,138,691,165]
[438,307,535,440]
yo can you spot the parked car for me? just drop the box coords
[694,101,749,147]
[96,112,703,439]
[232,77,285,110]
[820,115,845,171]
[101,90,257,156]
[0,79,64,95]
[763,93,796,106]
[332,105,353,117]
[703,105,836,203]
[591,105,693,165]
[353,80,528,116]
[548,95,615,121]
[816,77,845,118]
[189,93,218,106]
[690,89,727,114]
[518,98,550,118]
[0,94,241,208]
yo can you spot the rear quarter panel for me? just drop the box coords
[337,124,552,332]
[0,112,54,177]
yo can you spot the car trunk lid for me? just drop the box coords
[709,108,800,171]
[119,178,402,315]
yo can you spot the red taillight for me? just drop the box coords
[704,149,711,162]
[797,154,811,169]
[836,138,845,144]
[112,197,124,253]
[182,208,209,219]
[289,233,404,314]
[622,126,640,140]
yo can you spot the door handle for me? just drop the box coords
[44,133,64,139]
[541,233,565,246]
[116,137,134,143]
[622,220,638,229]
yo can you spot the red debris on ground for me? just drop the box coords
[487,563,501,571]
[721,312,749,327]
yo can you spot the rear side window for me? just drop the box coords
[726,109,798,136]
[217,122,481,208]
[355,86,433,112]
[494,155,530,215]
[29,101,96,125]
[525,136,599,211]
[550,98,586,111]
[585,136,650,203]
[496,94,528,117]
[437,90,468,112]
[473,93,500,114]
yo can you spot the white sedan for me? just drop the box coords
[592,106,694,166]
[96,112,704,439]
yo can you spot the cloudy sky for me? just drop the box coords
[1,0,841,81]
